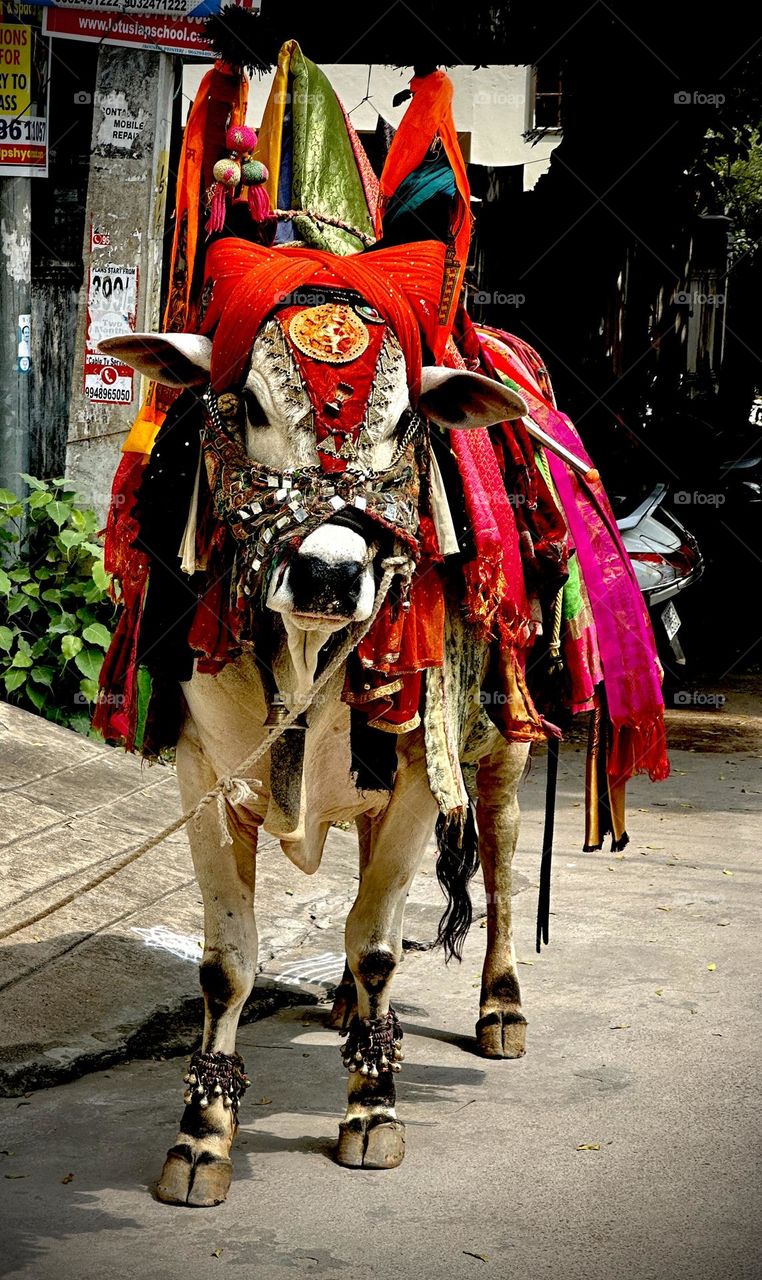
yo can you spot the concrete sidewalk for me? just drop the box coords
[0,704,363,1094]
[0,722,760,1280]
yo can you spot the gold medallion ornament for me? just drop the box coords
[288,304,370,364]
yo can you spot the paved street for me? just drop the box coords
[1,703,760,1280]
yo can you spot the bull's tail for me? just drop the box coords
[435,802,479,962]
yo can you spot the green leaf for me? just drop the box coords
[16,635,31,656]
[82,581,108,605]
[82,622,111,650]
[78,677,100,702]
[74,648,103,682]
[5,595,26,617]
[8,568,30,583]
[47,614,77,635]
[3,668,26,692]
[31,665,55,687]
[21,582,40,598]
[0,626,14,651]
[30,638,48,658]
[41,589,62,604]
[26,684,47,711]
[0,488,19,505]
[73,509,96,534]
[18,474,47,491]
[67,712,93,735]
[91,560,110,592]
[28,490,53,509]
[46,501,70,529]
[61,634,83,660]
[0,569,10,596]
[58,530,85,551]
[11,652,33,669]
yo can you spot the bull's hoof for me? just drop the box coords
[476,1010,527,1059]
[155,1145,233,1207]
[327,981,358,1031]
[186,1155,234,1207]
[336,1118,406,1169]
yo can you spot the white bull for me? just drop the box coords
[103,321,532,1206]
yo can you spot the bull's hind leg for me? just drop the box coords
[475,739,530,1059]
[156,725,260,1207]
[336,734,437,1169]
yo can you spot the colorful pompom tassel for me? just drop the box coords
[207,157,242,235]
[206,124,270,235]
[243,160,271,223]
[226,123,258,152]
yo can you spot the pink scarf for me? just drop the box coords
[480,330,669,785]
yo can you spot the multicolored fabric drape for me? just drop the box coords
[478,324,669,789]
[252,39,376,255]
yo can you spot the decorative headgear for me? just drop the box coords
[200,237,449,403]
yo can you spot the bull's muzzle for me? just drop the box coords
[267,523,375,631]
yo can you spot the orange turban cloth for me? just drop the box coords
[200,237,448,400]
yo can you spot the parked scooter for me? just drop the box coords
[617,484,703,673]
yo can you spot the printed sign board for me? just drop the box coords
[83,259,138,406]
[39,0,257,57]
[0,14,49,177]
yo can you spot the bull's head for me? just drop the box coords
[101,296,525,689]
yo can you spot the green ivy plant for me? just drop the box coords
[0,476,115,734]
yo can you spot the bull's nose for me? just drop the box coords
[288,553,365,618]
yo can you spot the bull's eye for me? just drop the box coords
[244,389,267,427]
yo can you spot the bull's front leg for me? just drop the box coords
[156,725,260,1207]
[327,812,372,1030]
[475,739,530,1059]
[336,733,437,1169]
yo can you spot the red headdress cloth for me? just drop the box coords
[200,238,448,399]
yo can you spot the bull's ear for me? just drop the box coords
[418,366,527,428]
[97,333,212,387]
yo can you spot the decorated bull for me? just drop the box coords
[95,48,667,1206]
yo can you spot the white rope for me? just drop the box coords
[0,556,413,943]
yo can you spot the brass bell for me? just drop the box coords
[264,692,308,731]
[264,693,291,727]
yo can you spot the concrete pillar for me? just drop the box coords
[0,177,32,498]
[66,46,175,521]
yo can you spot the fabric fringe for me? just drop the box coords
[207,182,229,234]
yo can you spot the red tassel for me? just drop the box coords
[206,182,228,235]
[247,182,271,223]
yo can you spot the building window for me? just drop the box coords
[531,61,563,132]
